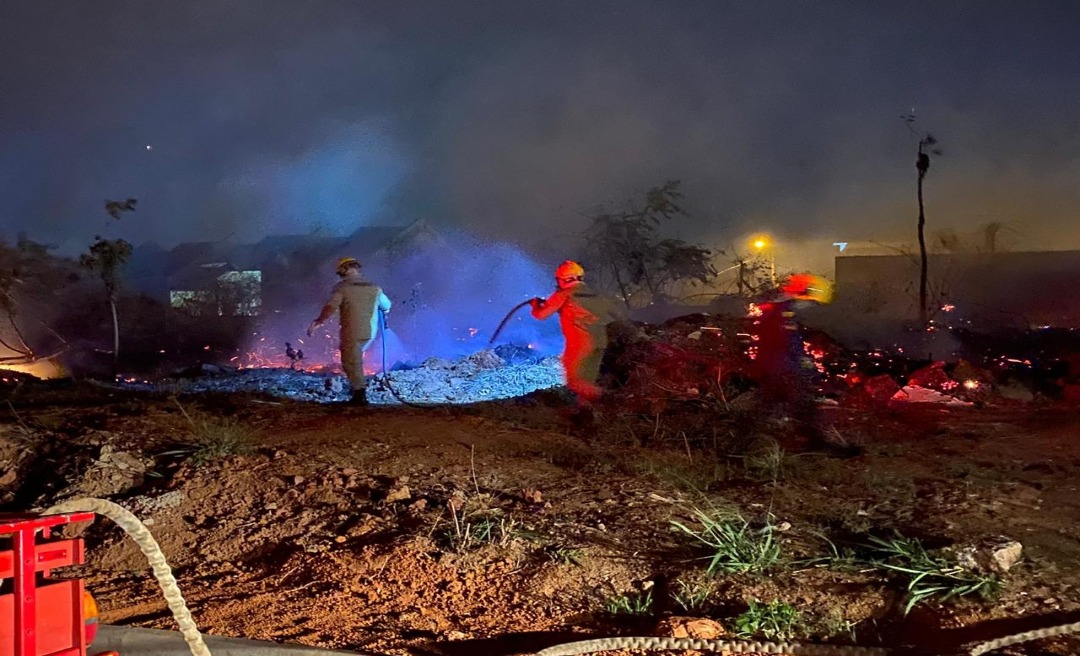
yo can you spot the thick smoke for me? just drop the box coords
[2,1,1079,259]
[240,234,564,372]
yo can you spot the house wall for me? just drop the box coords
[834,251,1080,328]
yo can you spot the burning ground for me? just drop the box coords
[2,317,1080,655]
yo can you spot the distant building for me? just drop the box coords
[127,220,450,318]
[833,250,1080,328]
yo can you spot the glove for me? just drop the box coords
[529,297,543,310]
[306,321,321,337]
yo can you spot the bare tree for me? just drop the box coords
[81,199,136,375]
[902,110,943,325]
[582,180,717,306]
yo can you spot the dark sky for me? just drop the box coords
[2,1,1079,257]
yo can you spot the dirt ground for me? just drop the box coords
[3,386,1080,656]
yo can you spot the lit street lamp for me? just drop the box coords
[750,235,776,286]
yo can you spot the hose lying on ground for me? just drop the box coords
[45,497,211,656]
[532,618,1080,655]
[44,498,1080,656]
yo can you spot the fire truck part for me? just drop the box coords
[44,498,211,656]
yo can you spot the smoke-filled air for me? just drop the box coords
[2,3,1080,654]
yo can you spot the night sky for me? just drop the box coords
[2,1,1078,259]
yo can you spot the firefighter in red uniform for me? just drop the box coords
[530,261,620,406]
[751,273,832,444]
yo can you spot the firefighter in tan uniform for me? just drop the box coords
[308,257,392,405]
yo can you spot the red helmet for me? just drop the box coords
[781,273,833,303]
[554,260,585,283]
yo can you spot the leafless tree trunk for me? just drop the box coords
[917,152,929,324]
[110,296,119,377]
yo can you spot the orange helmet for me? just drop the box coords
[336,257,360,275]
[554,260,585,283]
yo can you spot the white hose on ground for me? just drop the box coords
[534,636,888,655]
[42,498,1080,656]
[46,497,211,656]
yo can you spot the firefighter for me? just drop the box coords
[530,260,620,406]
[751,273,831,444]
[308,257,391,405]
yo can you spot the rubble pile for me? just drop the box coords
[166,348,564,405]
[368,349,563,405]
[111,314,1077,409]
[605,313,1079,410]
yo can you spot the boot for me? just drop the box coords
[347,389,370,406]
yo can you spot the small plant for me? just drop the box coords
[671,577,714,612]
[733,600,802,641]
[866,534,1000,614]
[741,439,803,482]
[437,498,519,553]
[174,401,255,464]
[817,610,858,641]
[822,426,868,453]
[672,508,782,575]
[547,545,584,566]
[605,589,654,616]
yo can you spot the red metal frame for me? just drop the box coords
[0,512,95,656]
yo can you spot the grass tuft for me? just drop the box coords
[733,600,803,641]
[866,534,1001,614]
[671,508,782,575]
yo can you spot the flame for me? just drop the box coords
[963,379,980,390]
[0,360,64,380]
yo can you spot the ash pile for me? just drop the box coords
[165,345,564,405]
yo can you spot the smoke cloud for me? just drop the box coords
[1,1,1078,259]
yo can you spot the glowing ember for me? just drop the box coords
[942,303,956,312]
[746,303,763,318]
[963,379,980,390]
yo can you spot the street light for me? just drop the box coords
[750,235,776,286]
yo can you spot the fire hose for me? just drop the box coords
[375,310,443,409]
[488,299,535,348]
[40,497,1080,656]
[45,497,211,656]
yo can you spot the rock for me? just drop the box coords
[727,390,760,412]
[341,468,358,476]
[274,450,288,459]
[846,374,902,407]
[292,475,305,486]
[421,357,454,370]
[0,469,17,487]
[997,382,1035,403]
[324,377,345,394]
[463,350,505,370]
[957,536,1023,574]
[385,485,411,503]
[908,361,953,391]
[889,385,972,406]
[522,488,543,504]
[410,499,428,511]
[654,616,726,639]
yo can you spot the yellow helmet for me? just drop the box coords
[336,257,360,275]
[555,260,585,282]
